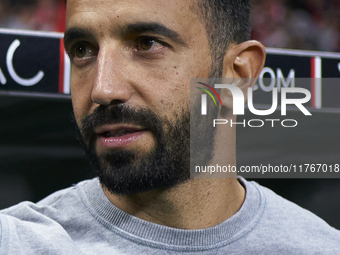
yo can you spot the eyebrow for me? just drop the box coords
[64,27,94,48]
[121,22,188,47]
[64,22,188,48]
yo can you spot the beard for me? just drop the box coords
[73,104,192,195]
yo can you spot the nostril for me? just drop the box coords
[110,99,125,105]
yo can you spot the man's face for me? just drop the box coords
[65,0,212,194]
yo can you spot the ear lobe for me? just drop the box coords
[219,40,266,115]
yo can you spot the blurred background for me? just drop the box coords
[251,0,340,52]
[1,0,340,230]
[0,0,339,51]
[0,0,65,32]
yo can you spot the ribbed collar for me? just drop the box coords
[77,177,265,251]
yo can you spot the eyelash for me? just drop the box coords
[67,36,170,65]
[134,36,169,51]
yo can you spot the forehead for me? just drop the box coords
[66,0,201,38]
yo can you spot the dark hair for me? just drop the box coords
[195,0,251,77]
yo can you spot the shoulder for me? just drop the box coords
[241,178,340,253]
[1,181,78,219]
[0,179,96,255]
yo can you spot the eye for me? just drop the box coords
[70,43,97,60]
[75,45,89,58]
[135,37,166,52]
[139,38,155,51]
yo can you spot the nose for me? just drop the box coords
[91,46,132,106]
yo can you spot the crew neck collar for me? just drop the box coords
[77,177,265,251]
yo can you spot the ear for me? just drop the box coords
[219,40,266,111]
[224,40,266,79]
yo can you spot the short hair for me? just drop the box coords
[195,0,251,77]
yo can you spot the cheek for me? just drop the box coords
[142,59,208,118]
[70,66,95,113]
[164,61,209,104]
[149,83,189,121]
[71,82,92,125]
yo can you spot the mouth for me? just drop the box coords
[102,129,143,137]
[95,125,147,149]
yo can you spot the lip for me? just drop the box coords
[95,124,147,150]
